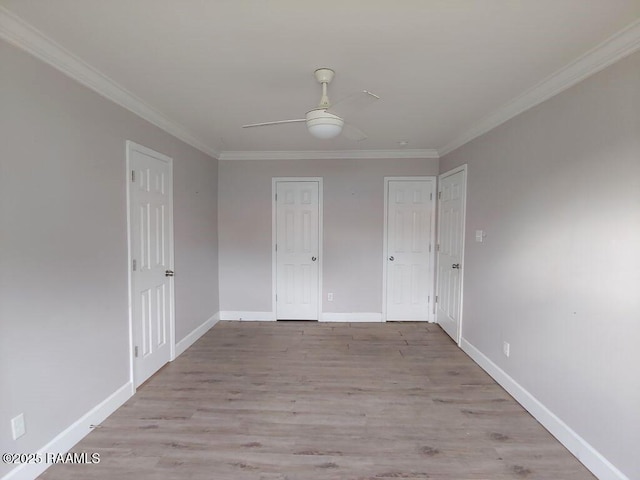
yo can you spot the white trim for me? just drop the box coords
[125,141,176,388]
[2,382,133,480]
[217,312,385,322]
[320,312,383,322]
[125,143,135,389]
[436,164,467,345]
[382,179,389,321]
[174,313,220,357]
[438,18,640,156]
[382,177,437,322]
[460,338,630,480]
[272,177,324,321]
[271,179,278,320]
[0,7,219,159]
[219,149,439,161]
[219,311,276,321]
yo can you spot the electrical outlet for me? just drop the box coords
[11,413,25,440]
[503,341,510,358]
[327,293,334,301]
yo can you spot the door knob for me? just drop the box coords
[311,256,317,262]
[451,264,460,269]
[389,256,395,261]
[165,270,174,277]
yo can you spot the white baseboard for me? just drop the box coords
[218,312,385,322]
[174,312,220,357]
[3,382,133,480]
[320,312,383,322]
[460,338,629,480]
[219,311,276,321]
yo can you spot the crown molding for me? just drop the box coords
[0,7,220,159]
[438,18,640,157]
[218,149,439,161]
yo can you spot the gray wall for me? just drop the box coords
[0,39,219,475]
[218,158,438,315]
[440,51,640,479]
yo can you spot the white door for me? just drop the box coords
[128,142,174,387]
[385,179,435,321]
[436,166,466,343]
[275,181,320,320]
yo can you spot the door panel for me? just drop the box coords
[276,181,319,320]
[386,180,435,321]
[437,168,466,342]
[129,143,173,387]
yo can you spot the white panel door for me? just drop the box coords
[386,180,435,321]
[276,181,319,320]
[436,167,466,342]
[128,143,174,387]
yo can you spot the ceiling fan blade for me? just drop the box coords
[242,119,305,128]
[327,90,380,118]
[343,123,368,142]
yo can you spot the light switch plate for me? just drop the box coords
[11,413,25,440]
[475,230,485,242]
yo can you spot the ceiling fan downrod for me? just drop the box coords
[314,68,335,109]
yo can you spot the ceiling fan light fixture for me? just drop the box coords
[306,109,344,139]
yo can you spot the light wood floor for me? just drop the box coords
[39,321,595,480]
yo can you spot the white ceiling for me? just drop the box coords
[2,1,640,158]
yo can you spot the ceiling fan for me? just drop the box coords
[242,68,379,141]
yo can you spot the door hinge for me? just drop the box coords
[435,296,438,303]
[134,346,139,357]
[275,193,277,201]
[132,259,137,271]
[436,244,440,252]
[429,244,432,252]
[131,170,135,182]
[430,193,433,200]
[275,244,278,252]
[275,294,278,302]
[438,191,442,199]
[428,295,430,304]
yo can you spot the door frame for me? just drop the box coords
[125,140,176,389]
[436,164,467,345]
[382,176,437,322]
[271,177,323,321]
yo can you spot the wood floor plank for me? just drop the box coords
[38,321,595,480]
